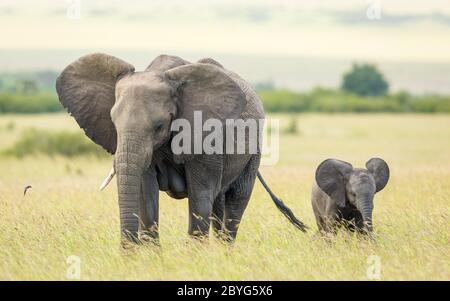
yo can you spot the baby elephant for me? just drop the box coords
[312,158,390,235]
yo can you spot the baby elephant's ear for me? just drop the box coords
[315,159,353,208]
[366,158,390,192]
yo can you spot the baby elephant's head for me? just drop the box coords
[315,158,390,232]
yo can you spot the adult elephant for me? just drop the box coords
[56,53,306,245]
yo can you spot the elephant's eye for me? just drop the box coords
[155,122,164,133]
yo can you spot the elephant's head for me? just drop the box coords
[315,158,390,232]
[56,53,246,242]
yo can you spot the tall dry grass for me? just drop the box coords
[0,113,448,280]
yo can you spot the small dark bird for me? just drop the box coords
[23,185,32,196]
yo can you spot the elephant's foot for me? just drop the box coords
[211,228,235,244]
[219,230,238,244]
[120,227,159,248]
[120,233,143,251]
[187,196,214,240]
[140,229,160,247]
[189,226,210,241]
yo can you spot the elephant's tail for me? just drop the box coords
[257,172,308,232]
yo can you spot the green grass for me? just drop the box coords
[0,113,449,280]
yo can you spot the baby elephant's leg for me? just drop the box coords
[321,202,341,235]
[321,215,339,235]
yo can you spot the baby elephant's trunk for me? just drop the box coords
[358,194,374,233]
[257,172,308,232]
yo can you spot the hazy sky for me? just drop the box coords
[2,0,450,63]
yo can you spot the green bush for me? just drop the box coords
[0,92,62,114]
[3,128,108,158]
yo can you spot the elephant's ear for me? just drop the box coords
[145,54,190,72]
[315,159,353,208]
[197,57,224,68]
[164,63,246,123]
[366,158,390,192]
[56,53,134,154]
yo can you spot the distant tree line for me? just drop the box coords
[0,71,58,92]
[259,64,450,113]
[0,92,62,113]
[259,88,450,113]
[0,65,449,113]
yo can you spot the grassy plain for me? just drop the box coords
[0,113,448,280]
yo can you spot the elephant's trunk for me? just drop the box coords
[115,134,152,244]
[357,194,374,232]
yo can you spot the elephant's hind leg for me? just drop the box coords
[223,155,260,242]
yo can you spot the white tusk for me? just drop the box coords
[99,166,116,191]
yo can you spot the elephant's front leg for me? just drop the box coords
[139,166,159,244]
[187,191,214,238]
[185,157,222,239]
[212,193,225,236]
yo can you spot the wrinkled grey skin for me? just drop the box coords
[312,158,389,235]
[56,53,305,246]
